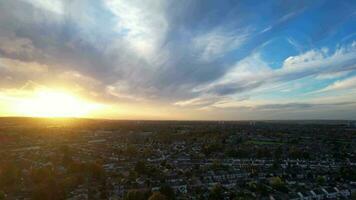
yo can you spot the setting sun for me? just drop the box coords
[15,90,101,118]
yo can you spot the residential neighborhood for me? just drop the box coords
[0,118,355,199]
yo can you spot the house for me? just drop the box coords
[288,193,301,200]
[311,189,325,200]
[169,181,188,194]
[300,191,313,200]
[322,187,338,199]
[335,186,350,198]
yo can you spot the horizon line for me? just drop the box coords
[0,116,355,122]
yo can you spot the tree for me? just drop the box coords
[31,178,65,200]
[274,146,283,159]
[124,189,151,200]
[0,191,5,200]
[351,192,356,200]
[352,192,356,200]
[316,176,326,186]
[212,160,223,170]
[86,162,105,180]
[256,147,272,158]
[159,185,175,200]
[233,191,254,200]
[125,145,138,156]
[270,177,288,192]
[209,184,224,200]
[0,162,20,187]
[135,161,147,174]
[270,177,283,187]
[149,192,168,200]
[339,166,356,181]
[61,146,73,166]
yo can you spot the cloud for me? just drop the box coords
[315,70,351,80]
[0,35,40,59]
[193,28,250,62]
[174,97,218,107]
[254,102,356,114]
[260,8,306,34]
[0,58,49,87]
[173,95,237,108]
[256,103,313,110]
[20,0,65,15]
[318,76,356,93]
[195,41,356,97]
[0,0,313,105]
[0,0,355,119]
[208,101,356,112]
[104,0,168,60]
[192,53,272,95]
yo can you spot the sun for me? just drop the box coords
[16,89,101,118]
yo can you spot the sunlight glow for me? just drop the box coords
[15,90,101,118]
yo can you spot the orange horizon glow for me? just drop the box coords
[0,87,182,120]
[2,89,103,118]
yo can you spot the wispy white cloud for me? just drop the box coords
[193,28,250,62]
[174,96,217,107]
[21,0,64,15]
[195,41,356,97]
[287,37,303,53]
[104,0,168,61]
[260,8,305,33]
[192,53,272,95]
[315,71,351,80]
[318,76,356,93]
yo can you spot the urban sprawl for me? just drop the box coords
[0,118,355,200]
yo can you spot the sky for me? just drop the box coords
[0,0,356,120]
